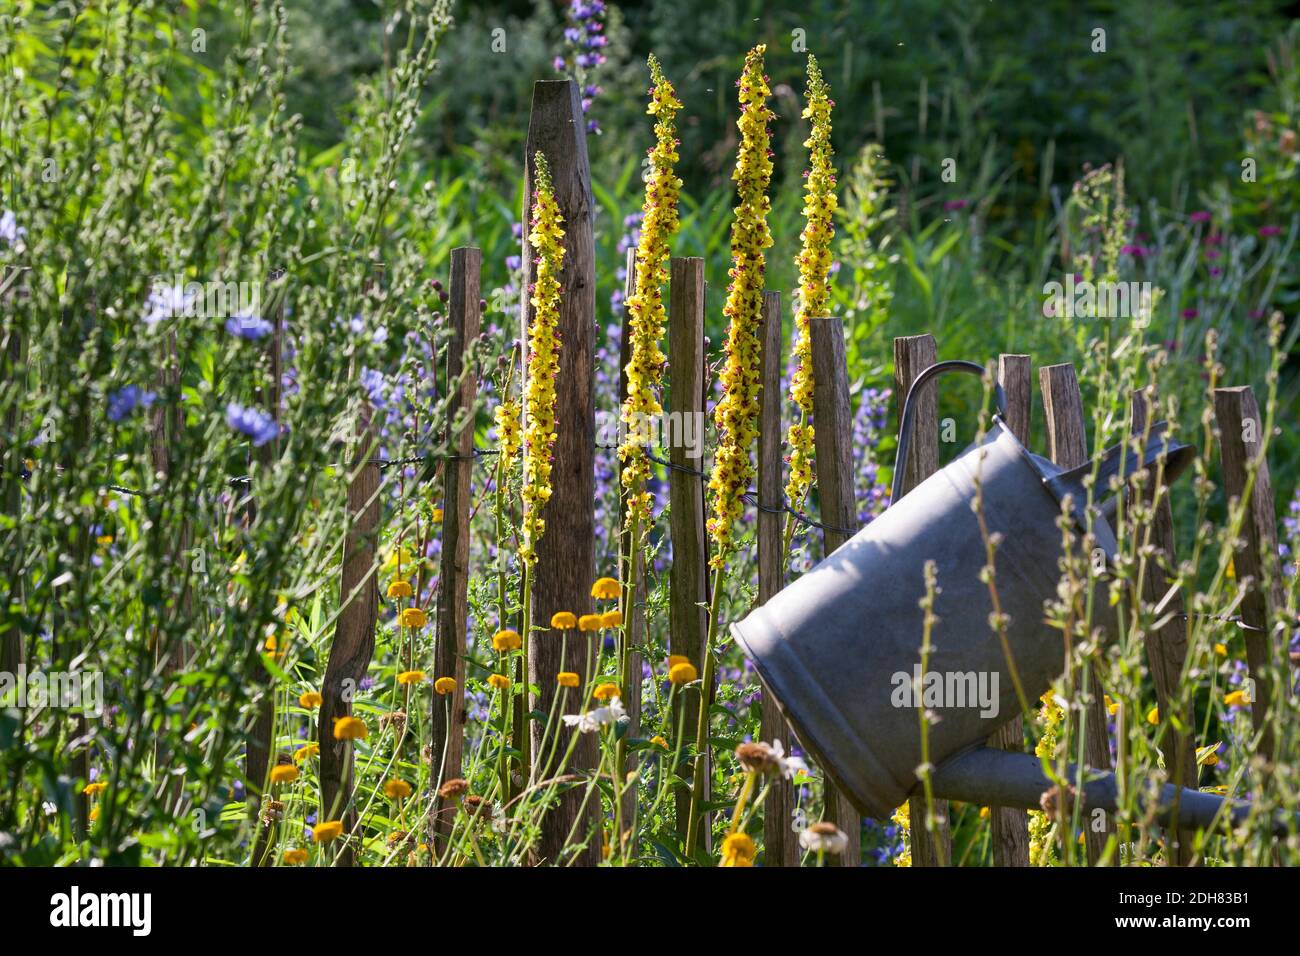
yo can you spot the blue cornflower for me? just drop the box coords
[226,402,279,446]
[225,313,274,340]
[107,385,157,422]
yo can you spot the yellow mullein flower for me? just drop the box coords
[707,45,775,567]
[492,629,522,652]
[551,611,578,630]
[396,670,427,685]
[591,577,621,600]
[282,848,309,865]
[332,716,368,741]
[434,676,457,695]
[1028,692,1064,866]
[387,580,413,600]
[431,508,444,523]
[494,396,522,469]
[520,152,566,568]
[293,743,319,763]
[312,821,344,844]
[784,53,837,512]
[557,672,580,688]
[400,607,428,629]
[487,674,511,691]
[270,764,299,785]
[384,779,413,801]
[299,691,323,709]
[619,55,683,530]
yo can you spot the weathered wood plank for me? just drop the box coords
[809,316,861,868]
[893,333,952,867]
[522,80,600,865]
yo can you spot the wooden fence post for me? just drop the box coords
[1213,386,1289,762]
[0,269,27,677]
[522,80,599,865]
[757,291,798,866]
[430,247,481,850]
[988,354,1032,867]
[892,333,952,867]
[667,256,710,852]
[1039,362,1112,866]
[317,399,382,868]
[616,247,644,841]
[809,316,861,867]
[1131,385,1195,865]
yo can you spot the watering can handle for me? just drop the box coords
[892,360,1006,503]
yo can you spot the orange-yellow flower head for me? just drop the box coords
[283,848,309,865]
[619,54,684,531]
[434,676,457,695]
[332,716,369,741]
[293,743,319,763]
[492,629,522,652]
[396,670,427,685]
[784,54,838,510]
[600,610,623,629]
[299,690,323,709]
[578,614,603,632]
[400,607,428,629]
[708,45,775,568]
[591,577,621,600]
[384,779,413,801]
[557,671,581,688]
[312,821,344,844]
[488,674,511,691]
[721,831,757,866]
[270,764,300,785]
[593,682,621,702]
[520,151,566,568]
[668,661,698,685]
[551,611,578,630]
[387,579,413,600]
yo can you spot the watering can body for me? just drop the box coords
[732,362,1194,821]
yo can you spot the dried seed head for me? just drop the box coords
[439,778,470,800]
[735,741,777,774]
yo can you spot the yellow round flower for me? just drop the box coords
[282,848,309,865]
[1224,690,1251,708]
[384,779,413,801]
[593,682,620,702]
[668,661,698,685]
[293,743,319,763]
[667,654,689,668]
[332,716,369,741]
[557,672,580,688]
[721,832,756,866]
[83,781,107,796]
[432,507,444,523]
[591,577,621,600]
[299,690,324,709]
[487,674,511,691]
[1213,642,1228,657]
[650,735,668,749]
[397,670,427,685]
[89,806,100,823]
[578,614,603,632]
[1146,706,1160,726]
[492,629,522,652]
[551,611,578,630]
[312,821,344,844]
[434,676,457,695]
[600,610,623,629]
[270,764,299,785]
[387,580,413,600]
[400,607,428,629]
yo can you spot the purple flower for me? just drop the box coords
[226,402,279,446]
[142,283,194,327]
[1189,211,1212,224]
[943,199,968,212]
[1259,225,1282,238]
[225,313,274,340]
[1180,308,1199,319]
[107,385,157,422]
[0,209,26,247]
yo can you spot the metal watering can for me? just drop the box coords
[734,361,1287,835]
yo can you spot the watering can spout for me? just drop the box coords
[930,746,1299,838]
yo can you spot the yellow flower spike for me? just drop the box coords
[668,661,698,685]
[708,45,775,567]
[396,670,427,685]
[312,821,344,844]
[270,764,299,785]
[557,671,580,688]
[492,629,522,652]
[784,53,837,511]
[578,614,603,632]
[434,676,457,695]
[384,779,413,801]
[293,743,319,763]
[282,848,309,865]
[400,607,428,629]
[332,716,369,741]
[593,682,621,702]
[1104,694,1118,716]
[387,580,413,600]
[431,507,444,523]
[494,397,522,470]
[619,54,684,531]
[600,610,623,629]
[487,674,511,691]
[591,577,621,600]
[520,152,566,568]
[551,611,578,630]
[299,690,323,709]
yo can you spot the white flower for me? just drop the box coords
[562,696,628,734]
[771,739,809,780]
[0,209,26,249]
[799,821,848,855]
